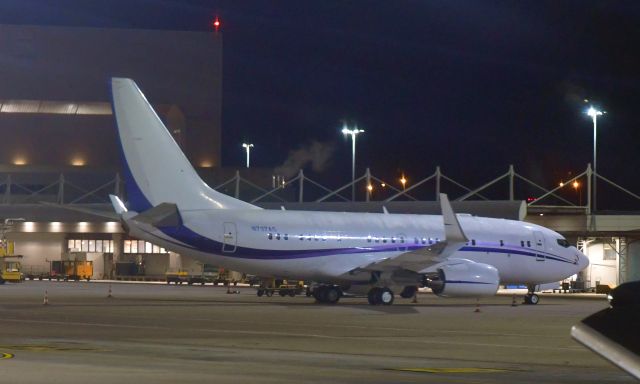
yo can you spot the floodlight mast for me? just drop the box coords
[342,124,364,201]
[587,106,604,212]
[242,143,254,168]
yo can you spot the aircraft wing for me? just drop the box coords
[355,194,468,273]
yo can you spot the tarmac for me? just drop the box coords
[0,280,634,384]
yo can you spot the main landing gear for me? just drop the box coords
[523,285,540,305]
[367,287,394,305]
[313,285,342,304]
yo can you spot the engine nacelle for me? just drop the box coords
[427,259,499,297]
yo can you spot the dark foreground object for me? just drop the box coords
[572,281,640,380]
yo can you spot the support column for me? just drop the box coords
[508,164,514,201]
[234,170,241,199]
[298,170,304,203]
[111,233,124,279]
[435,166,441,201]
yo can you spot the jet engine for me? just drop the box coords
[423,259,499,297]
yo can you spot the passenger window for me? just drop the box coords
[391,237,396,243]
[276,233,281,240]
[299,235,304,241]
[527,241,531,247]
[414,237,419,244]
[500,240,504,246]
[400,236,405,243]
[375,237,379,243]
[382,238,387,243]
[284,234,288,240]
[422,238,427,245]
[520,241,524,247]
[368,236,372,243]
[268,233,273,240]
[471,239,476,246]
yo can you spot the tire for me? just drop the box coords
[257,289,264,297]
[325,287,341,304]
[380,288,394,305]
[288,290,296,297]
[400,286,417,299]
[529,293,539,305]
[314,286,327,303]
[367,288,381,305]
[265,289,274,297]
[279,290,287,297]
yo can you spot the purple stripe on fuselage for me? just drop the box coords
[156,224,574,264]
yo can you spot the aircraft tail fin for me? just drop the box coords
[111,78,259,212]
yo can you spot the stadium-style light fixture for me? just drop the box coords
[242,143,254,168]
[342,124,364,201]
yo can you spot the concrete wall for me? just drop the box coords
[628,240,640,282]
[0,24,222,169]
[142,253,170,276]
[7,232,65,275]
[585,242,618,287]
[86,252,105,279]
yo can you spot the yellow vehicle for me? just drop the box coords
[0,256,24,283]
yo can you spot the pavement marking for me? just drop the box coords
[389,367,509,374]
[0,318,585,352]
[0,345,105,352]
[0,353,14,360]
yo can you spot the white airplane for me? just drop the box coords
[110,78,589,306]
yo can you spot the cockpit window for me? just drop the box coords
[557,238,570,248]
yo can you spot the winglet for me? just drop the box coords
[109,195,128,215]
[439,193,468,243]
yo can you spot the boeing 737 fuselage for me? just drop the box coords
[110,78,589,306]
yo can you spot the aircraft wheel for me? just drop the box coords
[400,286,417,298]
[325,287,341,304]
[380,288,395,305]
[367,288,381,305]
[314,286,327,303]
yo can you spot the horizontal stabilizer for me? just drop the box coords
[132,203,182,227]
[39,201,120,220]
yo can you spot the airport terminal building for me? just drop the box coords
[1,23,639,288]
[0,23,223,279]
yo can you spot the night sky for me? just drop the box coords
[2,1,640,209]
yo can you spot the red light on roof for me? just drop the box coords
[213,17,221,31]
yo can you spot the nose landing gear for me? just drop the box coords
[523,285,540,305]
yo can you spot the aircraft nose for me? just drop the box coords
[577,251,589,270]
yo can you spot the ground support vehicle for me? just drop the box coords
[0,255,24,283]
[256,280,305,297]
[49,260,93,281]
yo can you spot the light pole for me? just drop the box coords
[587,106,604,212]
[242,143,254,168]
[341,124,364,201]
